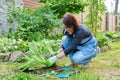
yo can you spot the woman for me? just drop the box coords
[45,13,98,68]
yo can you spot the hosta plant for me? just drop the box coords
[0,38,28,52]
[105,31,120,39]
[96,33,111,48]
[19,39,60,71]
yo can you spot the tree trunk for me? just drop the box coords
[114,0,119,14]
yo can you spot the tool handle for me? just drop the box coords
[69,70,80,75]
[55,68,63,72]
[55,67,73,72]
[49,68,63,74]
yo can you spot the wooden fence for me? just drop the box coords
[22,0,44,10]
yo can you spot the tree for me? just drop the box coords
[114,0,119,14]
[38,0,86,18]
[85,0,105,36]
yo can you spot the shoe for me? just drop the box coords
[65,63,72,67]
[65,62,78,67]
[81,63,89,69]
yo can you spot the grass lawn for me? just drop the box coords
[0,41,120,80]
[86,41,120,80]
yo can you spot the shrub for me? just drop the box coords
[0,38,28,52]
[96,33,111,48]
[38,0,86,18]
[7,6,60,41]
[19,39,60,71]
[104,31,119,39]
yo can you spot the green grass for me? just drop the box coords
[7,72,40,80]
[0,41,120,80]
[69,72,100,80]
[86,41,120,80]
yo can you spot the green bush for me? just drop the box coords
[115,25,120,29]
[19,39,60,71]
[7,6,60,41]
[39,0,86,18]
[0,38,28,52]
[104,31,119,39]
[96,33,111,48]
[0,30,5,38]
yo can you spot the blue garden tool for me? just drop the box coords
[40,68,63,77]
[56,70,80,78]
[40,67,80,78]
[40,67,74,77]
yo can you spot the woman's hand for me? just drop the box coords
[56,51,65,59]
[44,56,57,67]
[62,36,67,40]
[44,50,66,67]
[59,48,64,53]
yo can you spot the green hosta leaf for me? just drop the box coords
[20,39,60,70]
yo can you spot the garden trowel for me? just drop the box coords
[40,68,74,77]
[56,70,80,78]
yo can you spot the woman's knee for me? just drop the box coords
[72,51,84,64]
[62,36,72,48]
[72,56,91,64]
[72,57,84,64]
[72,51,94,64]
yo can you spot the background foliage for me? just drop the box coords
[7,6,60,41]
[85,0,105,36]
[38,0,86,18]
[0,38,28,52]
[19,39,60,70]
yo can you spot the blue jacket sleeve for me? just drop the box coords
[64,29,86,56]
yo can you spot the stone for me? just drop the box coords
[0,52,11,61]
[9,51,24,62]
